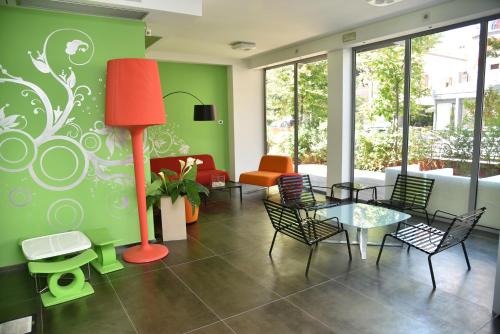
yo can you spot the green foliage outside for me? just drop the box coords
[266,61,328,164]
[265,34,499,175]
[355,33,500,176]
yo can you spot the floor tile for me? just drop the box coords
[476,315,500,334]
[0,299,42,334]
[287,280,440,334]
[334,265,493,333]
[171,256,280,318]
[162,236,215,267]
[111,268,218,334]
[376,239,497,309]
[43,281,135,334]
[105,250,165,281]
[0,267,37,308]
[189,321,234,334]
[221,241,330,296]
[225,299,333,334]
[187,219,264,255]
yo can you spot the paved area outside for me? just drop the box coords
[298,164,388,201]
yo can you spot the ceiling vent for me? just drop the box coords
[16,0,148,19]
[365,0,404,6]
[230,41,256,51]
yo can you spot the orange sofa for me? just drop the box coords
[239,155,294,187]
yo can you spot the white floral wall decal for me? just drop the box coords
[146,122,190,158]
[0,29,133,191]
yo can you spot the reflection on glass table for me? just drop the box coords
[317,203,410,259]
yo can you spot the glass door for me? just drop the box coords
[354,41,406,200]
[408,24,480,215]
[265,65,295,159]
[297,59,328,187]
[265,57,328,181]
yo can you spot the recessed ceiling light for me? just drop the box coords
[366,0,404,6]
[230,41,256,51]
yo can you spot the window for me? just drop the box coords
[354,42,405,194]
[459,71,469,83]
[353,16,500,227]
[265,57,328,186]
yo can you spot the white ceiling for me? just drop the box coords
[145,0,453,59]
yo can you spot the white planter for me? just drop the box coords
[160,196,187,241]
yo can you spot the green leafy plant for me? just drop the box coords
[146,157,209,213]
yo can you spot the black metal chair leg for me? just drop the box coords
[461,242,471,270]
[425,210,430,225]
[407,245,411,253]
[376,234,389,264]
[305,246,314,276]
[269,231,278,256]
[344,230,352,260]
[428,255,436,290]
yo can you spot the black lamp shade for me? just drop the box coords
[194,105,216,121]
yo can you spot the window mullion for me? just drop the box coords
[468,20,489,212]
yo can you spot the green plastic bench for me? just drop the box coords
[28,249,97,307]
[85,228,124,274]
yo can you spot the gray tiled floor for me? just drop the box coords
[0,189,498,334]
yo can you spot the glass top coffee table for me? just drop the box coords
[330,182,377,203]
[318,203,410,259]
[206,181,243,203]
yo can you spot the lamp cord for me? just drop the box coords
[162,91,205,104]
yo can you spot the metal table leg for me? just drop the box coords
[358,228,368,260]
[323,229,402,259]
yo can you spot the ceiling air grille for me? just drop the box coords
[16,0,148,20]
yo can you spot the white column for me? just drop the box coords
[327,49,352,198]
[227,63,265,180]
[493,232,500,314]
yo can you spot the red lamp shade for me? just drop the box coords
[105,58,166,127]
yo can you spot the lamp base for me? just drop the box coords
[122,244,169,263]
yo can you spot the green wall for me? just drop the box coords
[149,62,229,171]
[0,6,152,267]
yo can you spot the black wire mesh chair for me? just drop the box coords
[376,207,486,289]
[369,174,435,224]
[263,199,352,276]
[277,174,339,219]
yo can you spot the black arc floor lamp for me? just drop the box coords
[162,91,216,121]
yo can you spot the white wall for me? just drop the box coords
[146,50,264,180]
[246,0,500,69]
[227,64,264,180]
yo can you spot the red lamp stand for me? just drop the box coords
[105,59,168,263]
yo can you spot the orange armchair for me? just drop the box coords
[239,155,294,187]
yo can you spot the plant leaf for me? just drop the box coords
[146,179,163,196]
[186,185,200,209]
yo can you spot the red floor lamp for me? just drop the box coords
[105,58,169,263]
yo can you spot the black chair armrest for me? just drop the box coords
[312,185,331,189]
[431,209,457,225]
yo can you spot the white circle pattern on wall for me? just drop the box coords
[0,130,37,172]
[47,198,84,230]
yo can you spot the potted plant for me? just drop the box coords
[146,157,209,241]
